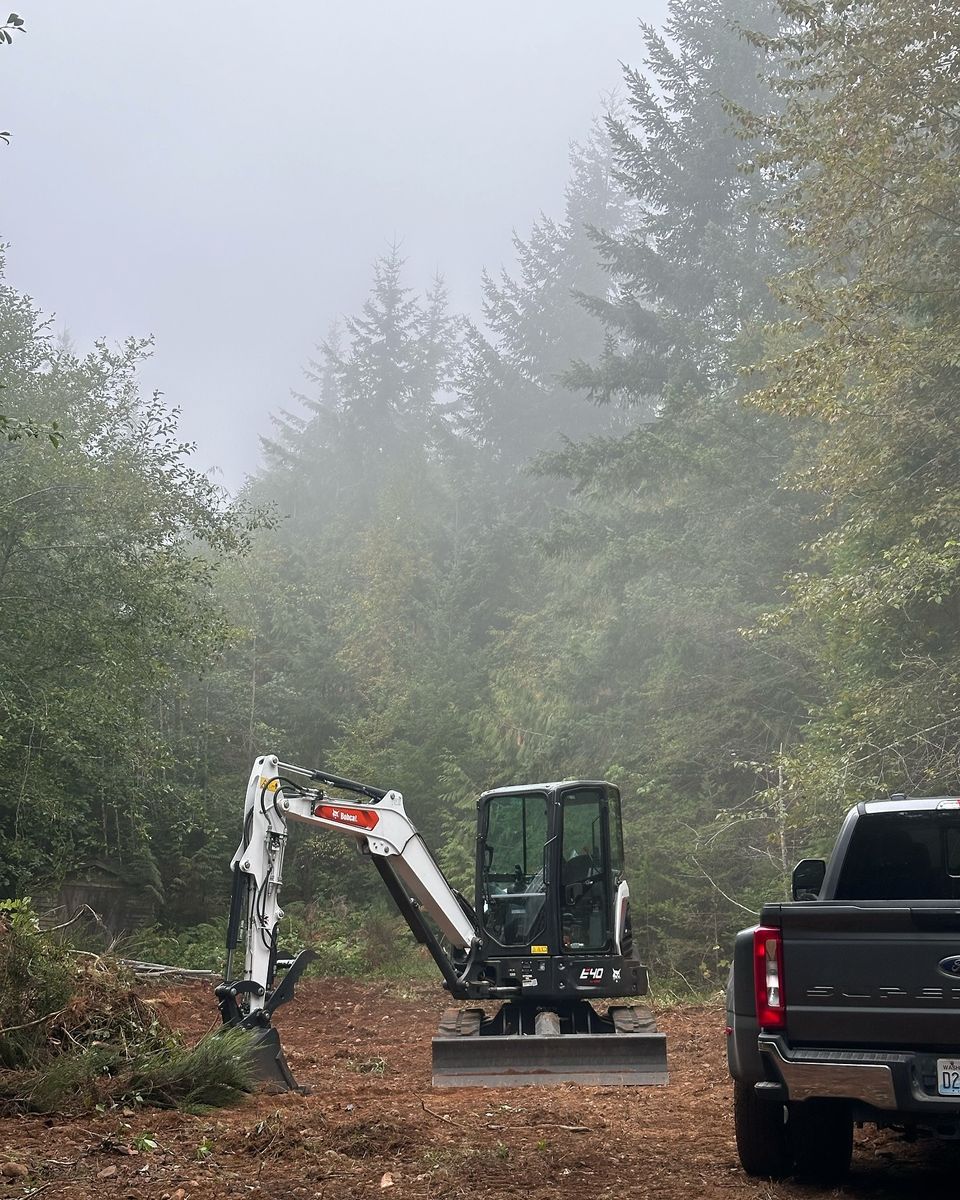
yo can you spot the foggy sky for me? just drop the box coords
[2,2,667,489]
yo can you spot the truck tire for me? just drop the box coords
[733,1080,791,1178]
[789,1098,853,1182]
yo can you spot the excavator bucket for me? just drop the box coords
[431,1003,669,1088]
[244,1023,304,1092]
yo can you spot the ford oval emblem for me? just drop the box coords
[938,955,960,978]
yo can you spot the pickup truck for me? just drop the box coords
[727,795,960,1181]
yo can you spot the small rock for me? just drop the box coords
[97,1165,118,1180]
[380,1171,395,1189]
[0,1163,28,1179]
[172,1188,187,1200]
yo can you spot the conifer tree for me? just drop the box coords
[747,0,960,817]
[457,0,814,978]
[457,120,634,474]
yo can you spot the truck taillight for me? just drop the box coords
[753,926,785,1031]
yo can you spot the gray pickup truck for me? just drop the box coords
[727,795,960,1181]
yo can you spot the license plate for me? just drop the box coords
[937,1058,960,1096]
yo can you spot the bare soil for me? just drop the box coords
[1,978,958,1199]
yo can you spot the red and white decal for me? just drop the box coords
[579,967,604,983]
[314,803,380,831]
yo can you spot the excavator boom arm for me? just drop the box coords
[224,755,477,1020]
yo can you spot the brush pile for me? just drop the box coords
[0,900,252,1114]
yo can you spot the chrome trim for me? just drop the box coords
[760,1040,897,1109]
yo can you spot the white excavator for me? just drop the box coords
[216,754,668,1089]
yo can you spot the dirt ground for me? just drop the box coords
[2,978,960,1200]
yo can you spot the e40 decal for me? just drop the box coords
[580,967,604,982]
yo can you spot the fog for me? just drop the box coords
[2,1,666,487]
[5,0,944,1061]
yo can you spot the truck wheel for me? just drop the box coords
[733,1080,791,1178]
[789,1099,853,1182]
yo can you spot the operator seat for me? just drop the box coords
[562,851,593,899]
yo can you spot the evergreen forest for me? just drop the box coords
[3,0,960,989]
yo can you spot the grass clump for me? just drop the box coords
[0,900,253,1115]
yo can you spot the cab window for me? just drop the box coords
[560,787,611,952]
[835,813,960,900]
[480,792,547,946]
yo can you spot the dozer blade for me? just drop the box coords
[432,1028,668,1089]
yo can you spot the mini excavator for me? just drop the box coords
[216,754,668,1089]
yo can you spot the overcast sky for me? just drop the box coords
[2,2,667,488]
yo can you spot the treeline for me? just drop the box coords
[2,0,959,986]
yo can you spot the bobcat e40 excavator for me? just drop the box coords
[216,754,668,1089]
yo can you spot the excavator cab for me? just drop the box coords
[477,783,625,963]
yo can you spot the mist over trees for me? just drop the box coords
[2,0,958,985]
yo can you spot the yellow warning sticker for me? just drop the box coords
[531,945,548,955]
[259,777,280,791]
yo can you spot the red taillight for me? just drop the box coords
[313,803,380,831]
[753,925,786,1031]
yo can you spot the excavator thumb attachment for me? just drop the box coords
[432,1003,669,1088]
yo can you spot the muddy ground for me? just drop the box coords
[1,978,959,1199]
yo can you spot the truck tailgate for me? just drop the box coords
[767,902,960,1047]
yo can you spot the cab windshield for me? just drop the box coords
[480,792,547,946]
